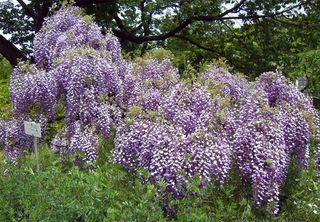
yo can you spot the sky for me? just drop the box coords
[0,0,20,4]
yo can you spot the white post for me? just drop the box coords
[24,121,42,172]
[33,137,40,172]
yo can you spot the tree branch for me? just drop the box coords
[0,35,27,67]
[272,16,320,28]
[74,0,115,6]
[17,0,36,19]
[173,35,224,56]
[112,0,305,44]
[114,14,126,30]
[34,0,52,32]
[219,0,246,17]
[173,35,238,68]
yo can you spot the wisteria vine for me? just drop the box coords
[0,6,319,215]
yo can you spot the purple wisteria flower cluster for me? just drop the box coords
[232,71,316,213]
[202,66,250,103]
[315,112,320,171]
[0,118,32,166]
[115,62,318,213]
[33,7,102,68]
[0,7,319,215]
[1,7,134,164]
[114,60,237,208]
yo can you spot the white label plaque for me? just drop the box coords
[24,121,41,138]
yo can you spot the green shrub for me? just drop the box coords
[0,146,166,221]
[0,56,12,119]
[1,145,319,221]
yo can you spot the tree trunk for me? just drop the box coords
[0,35,27,67]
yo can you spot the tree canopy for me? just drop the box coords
[0,0,319,80]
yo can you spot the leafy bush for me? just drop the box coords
[0,146,166,221]
[0,56,12,119]
[0,56,11,80]
[0,147,319,221]
[288,49,320,108]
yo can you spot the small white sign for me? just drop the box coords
[24,121,42,138]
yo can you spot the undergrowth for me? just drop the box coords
[0,144,319,221]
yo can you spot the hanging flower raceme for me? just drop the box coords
[10,63,58,120]
[51,128,69,158]
[114,59,234,206]
[278,107,311,167]
[202,66,250,103]
[314,112,320,171]
[186,128,232,186]
[34,7,103,68]
[0,118,32,166]
[256,71,315,167]
[69,122,99,163]
[233,108,288,214]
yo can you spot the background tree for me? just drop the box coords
[0,0,316,69]
[166,1,320,79]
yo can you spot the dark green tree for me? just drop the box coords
[0,0,316,69]
[166,1,320,79]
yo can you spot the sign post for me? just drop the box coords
[24,121,42,172]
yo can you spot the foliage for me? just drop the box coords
[279,146,320,222]
[0,56,12,119]
[165,2,320,79]
[288,49,320,107]
[0,0,34,54]
[0,56,11,79]
[0,146,319,221]
[0,146,166,221]
[1,0,319,72]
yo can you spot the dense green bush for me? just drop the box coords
[288,49,320,108]
[0,146,166,221]
[0,56,11,119]
[0,56,11,80]
[0,145,319,221]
